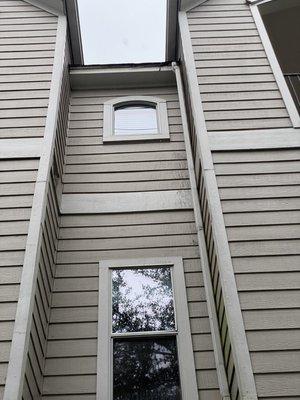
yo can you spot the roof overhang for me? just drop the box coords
[180,0,209,12]
[166,0,180,62]
[24,0,64,15]
[65,0,84,65]
[69,64,176,90]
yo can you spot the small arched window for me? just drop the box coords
[103,96,170,142]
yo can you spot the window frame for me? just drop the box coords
[103,96,170,142]
[248,0,300,127]
[97,257,198,400]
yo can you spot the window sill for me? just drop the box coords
[103,132,170,143]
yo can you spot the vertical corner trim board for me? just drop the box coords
[178,10,258,400]
[3,14,67,400]
[173,63,230,400]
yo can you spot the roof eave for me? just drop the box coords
[24,0,64,15]
[69,64,176,90]
[165,0,180,62]
[65,0,84,65]
[180,0,209,12]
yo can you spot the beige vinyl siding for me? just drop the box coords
[181,56,239,400]
[41,86,221,399]
[21,54,70,399]
[64,87,190,194]
[187,0,292,131]
[0,0,57,139]
[0,159,38,398]
[54,53,70,177]
[22,171,60,400]
[213,148,300,399]
[0,0,58,394]
[42,211,220,400]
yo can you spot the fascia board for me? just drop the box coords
[65,0,84,65]
[180,0,209,12]
[69,66,176,89]
[23,0,64,16]
[165,0,179,62]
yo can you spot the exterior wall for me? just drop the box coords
[187,0,292,131]
[0,159,38,399]
[183,0,300,399]
[22,171,60,400]
[41,86,222,399]
[22,54,70,400]
[0,1,58,398]
[181,56,240,400]
[213,149,300,399]
[0,0,57,140]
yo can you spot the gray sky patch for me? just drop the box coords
[78,0,167,64]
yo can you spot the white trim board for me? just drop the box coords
[209,129,300,151]
[173,63,230,400]
[3,15,67,400]
[179,11,258,400]
[0,139,43,159]
[250,2,300,128]
[60,191,193,214]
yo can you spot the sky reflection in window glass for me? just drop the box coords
[112,267,175,333]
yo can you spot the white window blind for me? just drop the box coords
[114,104,158,135]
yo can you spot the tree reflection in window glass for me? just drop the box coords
[113,337,181,400]
[112,267,175,333]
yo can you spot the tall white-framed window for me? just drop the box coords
[103,96,170,142]
[248,0,300,127]
[97,257,198,400]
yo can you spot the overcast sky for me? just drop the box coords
[78,0,167,65]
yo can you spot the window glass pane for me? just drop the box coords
[114,104,158,135]
[112,267,175,333]
[113,337,181,400]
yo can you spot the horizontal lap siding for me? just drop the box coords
[21,56,70,399]
[22,172,60,400]
[213,149,300,399]
[64,87,190,194]
[42,86,221,399]
[187,0,292,131]
[0,159,38,398]
[0,0,57,139]
[181,55,237,399]
[43,211,220,400]
[54,53,70,177]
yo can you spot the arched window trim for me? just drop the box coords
[103,96,170,142]
[249,0,300,127]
